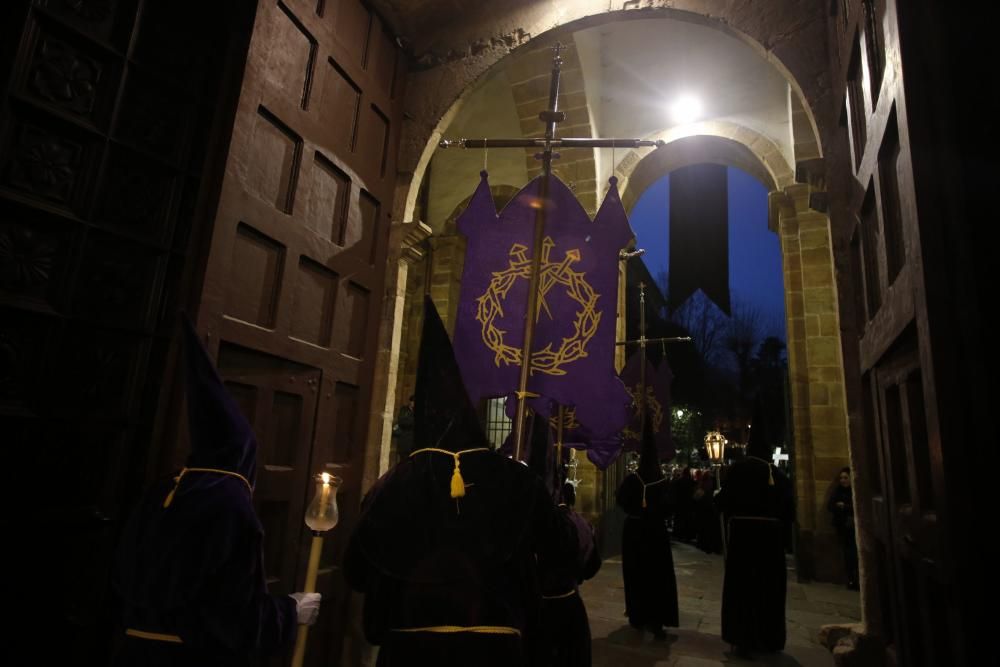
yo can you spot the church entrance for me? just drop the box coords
[393,13,852,590]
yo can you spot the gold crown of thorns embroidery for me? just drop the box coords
[476,237,600,376]
[549,407,581,432]
[621,384,664,441]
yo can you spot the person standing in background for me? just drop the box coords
[392,394,415,457]
[616,417,679,639]
[714,438,795,659]
[828,467,859,590]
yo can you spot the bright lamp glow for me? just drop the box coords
[670,95,702,124]
[704,431,727,464]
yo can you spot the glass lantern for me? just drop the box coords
[305,472,342,533]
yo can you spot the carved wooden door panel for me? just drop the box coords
[868,337,946,667]
[840,1,955,665]
[194,0,406,663]
[0,0,255,659]
[217,344,321,597]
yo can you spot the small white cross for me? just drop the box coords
[772,447,789,466]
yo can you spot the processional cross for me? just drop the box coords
[772,447,789,466]
[440,43,680,460]
[615,280,691,430]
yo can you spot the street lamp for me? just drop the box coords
[291,472,342,667]
[704,431,728,557]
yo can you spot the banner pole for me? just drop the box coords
[513,43,564,461]
[556,405,565,493]
[638,282,647,427]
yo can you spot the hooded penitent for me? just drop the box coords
[348,298,540,575]
[161,317,258,506]
[715,395,795,652]
[343,298,576,665]
[637,409,664,483]
[527,407,565,497]
[113,317,296,664]
[616,412,667,514]
[414,297,491,458]
[614,404,680,632]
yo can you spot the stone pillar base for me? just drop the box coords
[819,624,886,667]
[796,528,846,583]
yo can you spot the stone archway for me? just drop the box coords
[613,132,852,582]
[392,1,830,225]
[615,128,795,212]
[374,1,851,583]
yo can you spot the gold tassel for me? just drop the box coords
[450,456,466,498]
[768,464,775,486]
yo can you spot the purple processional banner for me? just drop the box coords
[499,395,623,472]
[619,352,675,461]
[547,402,624,470]
[453,171,633,441]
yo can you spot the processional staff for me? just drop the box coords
[439,43,667,461]
[290,472,341,667]
[614,272,692,427]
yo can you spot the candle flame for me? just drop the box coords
[321,472,331,485]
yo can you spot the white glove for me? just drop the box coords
[289,592,322,626]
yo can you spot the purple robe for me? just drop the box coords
[113,318,296,666]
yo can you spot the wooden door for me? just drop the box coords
[193,0,406,663]
[0,0,256,660]
[835,1,974,664]
[218,343,321,596]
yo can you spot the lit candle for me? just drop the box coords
[318,472,331,520]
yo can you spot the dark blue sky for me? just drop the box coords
[630,166,786,340]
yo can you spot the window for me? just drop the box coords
[485,398,512,450]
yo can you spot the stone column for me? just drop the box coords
[427,233,466,332]
[771,174,852,582]
[348,219,429,667]
[363,220,432,488]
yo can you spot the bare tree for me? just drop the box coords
[725,301,765,397]
[671,290,729,367]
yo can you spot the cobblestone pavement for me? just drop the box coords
[581,542,861,666]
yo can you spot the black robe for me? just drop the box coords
[344,449,577,667]
[535,506,602,667]
[715,457,794,652]
[113,477,297,667]
[670,474,697,541]
[616,472,680,630]
[695,476,723,554]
